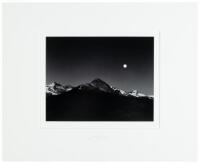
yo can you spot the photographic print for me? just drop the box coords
[46,37,154,121]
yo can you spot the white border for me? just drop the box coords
[40,32,160,129]
[1,2,197,162]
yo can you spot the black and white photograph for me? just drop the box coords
[46,37,154,121]
[3,3,198,161]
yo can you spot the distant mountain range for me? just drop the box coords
[46,78,153,98]
[46,78,153,121]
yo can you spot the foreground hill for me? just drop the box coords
[46,79,153,121]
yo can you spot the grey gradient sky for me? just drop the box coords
[46,37,154,95]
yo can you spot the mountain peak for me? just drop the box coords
[91,78,108,86]
[48,82,62,87]
[46,82,72,95]
[90,78,113,92]
[91,78,105,83]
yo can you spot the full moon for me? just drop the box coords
[123,64,127,69]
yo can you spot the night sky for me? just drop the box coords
[46,37,154,95]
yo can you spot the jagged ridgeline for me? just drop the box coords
[46,78,153,121]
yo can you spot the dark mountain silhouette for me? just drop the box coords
[46,78,153,121]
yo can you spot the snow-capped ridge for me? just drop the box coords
[46,79,153,99]
[111,86,129,96]
[46,82,73,95]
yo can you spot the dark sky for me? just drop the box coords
[46,37,154,95]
